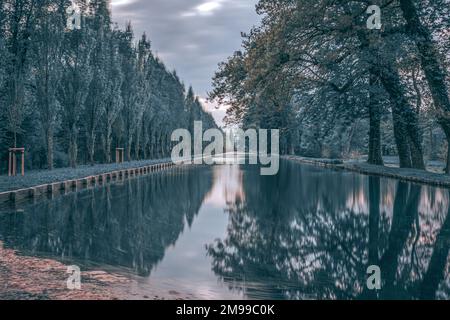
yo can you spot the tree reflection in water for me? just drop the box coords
[0,161,448,299]
[207,161,450,300]
[0,166,214,277]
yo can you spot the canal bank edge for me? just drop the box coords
[3,156,449,205]
[0,162,178,205]
[284,155,450,188]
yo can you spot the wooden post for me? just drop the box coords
[21,150,25,176]
[116,148,124,164]
[8,150,11,176]
[12,152,16,176]
[8,148,25,176]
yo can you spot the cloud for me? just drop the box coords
[182,0,225,17]
[111,0,138,7]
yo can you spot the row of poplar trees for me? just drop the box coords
[0,0,216,171]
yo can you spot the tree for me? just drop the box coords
[84,0,112,165]
[3,0,37,148]
[101,28,123,163]
[58,1,94,168]
[210,0,427,168]
[398,0,450,173]
[32,0,65,169]
[0,0,217,171]
[118,23,138,161]
[133,33,152,160]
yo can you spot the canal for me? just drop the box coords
[0,160,449,299]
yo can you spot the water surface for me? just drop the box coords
[0,161,449,299]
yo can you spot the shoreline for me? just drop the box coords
[284,155,450,188]
[0,241,195,300]
[0,241,126,300]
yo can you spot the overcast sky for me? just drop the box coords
[110,0,260,126]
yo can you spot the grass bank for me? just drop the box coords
[284,155,450,188]
[0,159,172,193]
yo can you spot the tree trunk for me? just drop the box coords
[149,132,155,159]
[142,125,149,160]
[87,131,95,166]
[158,132,162,158]
[400,0,450,173]
[69,127,78,168]
[127,136,133,161]
[135,127,141,161]
[161,135,165,158]
[444,126,450,174]
[152,131,156,158]
[143,143,148,159]
[368,76,384,165]
[362,29,424,169]
[374,64,425,169]
[428,127,434,161]
[447,146,450,175]
[407,118,425,170]
[368,108,383,165]
[46,127,54,170]
[164,135,169,158]
[105,125,113,163]
[391,108,412,168]
[289,131,295,155]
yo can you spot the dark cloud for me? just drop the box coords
[111,0,260,125]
